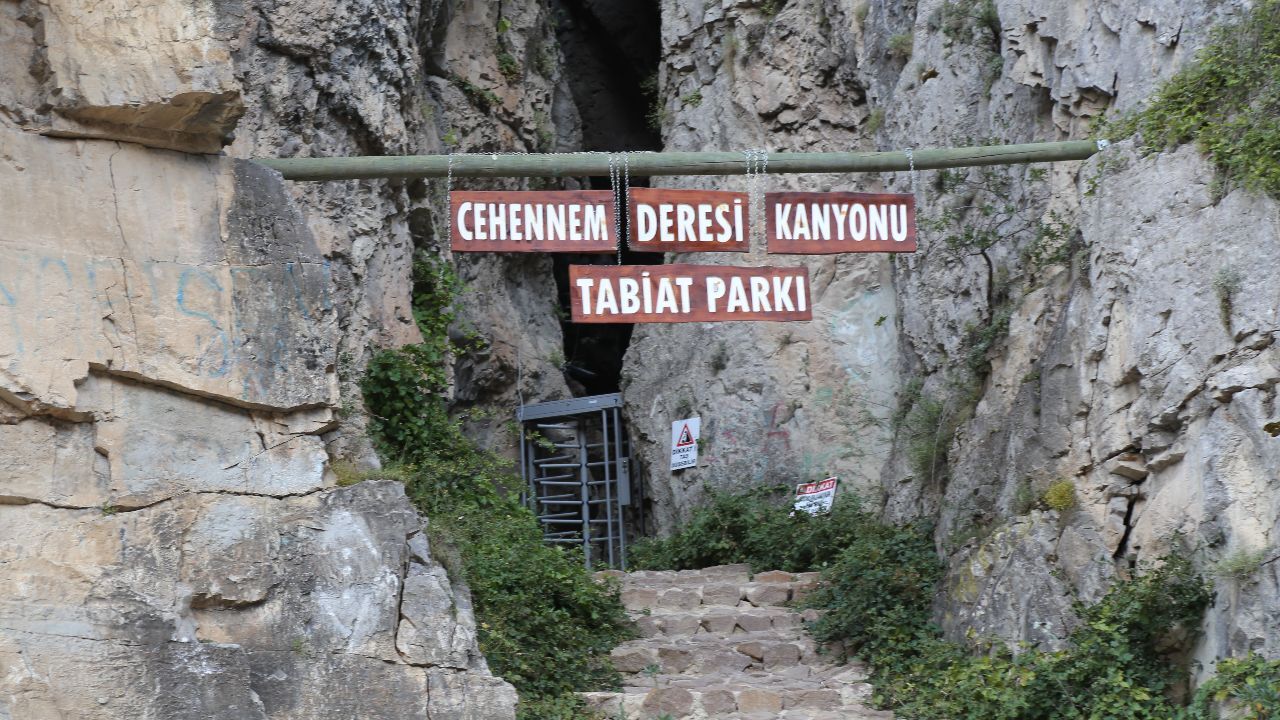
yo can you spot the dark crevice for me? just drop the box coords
[1112,495,1139,565]
[550,0,663,396]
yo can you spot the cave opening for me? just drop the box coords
[551,0,663,396]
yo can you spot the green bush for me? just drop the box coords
[632,488,1226,719]
[1043,479,1077,511]
[1186,653,1280,719]
[361,252,629,720]
[628,486,876,573]
[812,548,1213,720]
[1114,0,1280,197]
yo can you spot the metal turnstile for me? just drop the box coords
[517,394,633,569]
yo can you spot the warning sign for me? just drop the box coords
[794,477,838,515]
[670,417,700,471]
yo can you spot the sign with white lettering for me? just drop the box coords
[569,264,811,323]
[628,188,750,252]
[670,417,700,471]
[794,477,838,515]
[451,190,618,252]
[767,192,916,254]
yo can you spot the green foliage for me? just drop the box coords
[866,107,886,133]
[641,72,668,132]
[1113,0,1280,197]
[430,501,632,712]
[680,89,703,107]
[535,43,558,78]
[930,0,1001,51]
[497,52,521,82]
[962,305,1012,376]
[331,461,412,487]
[760,0,786,16]
[1212,546,1269,581]
[1213,267,1243,333]
[496,17,511,33]
[452,74,501,111]
[901,394,957,482]
[632,487,1220,719]
[805,518,942,664]
[888,32,915,58]
[1186,654,1280,720]
[629,487,878,573]
[1021,210,1078,272]
[361,252,628,719]
[811,546,1213,720]
[1042,478,1077,511]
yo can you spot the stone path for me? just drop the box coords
[584,564,892,719]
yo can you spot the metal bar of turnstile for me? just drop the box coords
[518,393,635,569]
[613,406,627,569]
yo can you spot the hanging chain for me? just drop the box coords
[607,153,622,263]
[619,153,631,265]
[752,147,762,243]
[743,148,769,249]
[444,150,455,246]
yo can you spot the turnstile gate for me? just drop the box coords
[516,394,633,569]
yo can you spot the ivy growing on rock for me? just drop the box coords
[1114,0,1280,197]
[361,252,630,720]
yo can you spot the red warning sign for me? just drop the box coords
[670,416,700,471]
[676,424,695,447]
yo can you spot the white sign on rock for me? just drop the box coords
[670,417,700,471]
[794,477,838,515]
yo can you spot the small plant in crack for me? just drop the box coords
[1213,546,1270,581]
[1042,479,1077,512]
[1213,266,1243,332]
[642,663,662,689]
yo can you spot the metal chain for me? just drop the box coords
[444,150,455,246]
[743,148,769,249]
[620,153,631,265]
[607,153,621,263]
[752,147,762,243]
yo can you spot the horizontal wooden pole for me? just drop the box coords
[253,140,1106,181]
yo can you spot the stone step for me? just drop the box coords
[631,606,820,638]
[584,567,888,719]
[616,571,822,613]
[582,677,886,719]
[611,633,822,675]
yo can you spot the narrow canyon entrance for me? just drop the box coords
[551,0,664,396]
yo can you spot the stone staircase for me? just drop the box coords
[585,564,892,720]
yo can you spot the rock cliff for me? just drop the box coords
[629,0,1278,678]
[0,0,578,717]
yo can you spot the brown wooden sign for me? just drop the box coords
[569,264,811,323]
[451,190,617,252]
[627,188,750,252]
[767,192,916,254]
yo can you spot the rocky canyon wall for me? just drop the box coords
[0,0,578,717]
[634,0,1278,678]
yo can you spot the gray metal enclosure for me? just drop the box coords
[516,394,633,569]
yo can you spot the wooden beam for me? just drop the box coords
[253,140,1106,181]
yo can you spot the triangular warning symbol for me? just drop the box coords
[676,424,695,447]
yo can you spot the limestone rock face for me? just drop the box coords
[0,481,516,720]
[625,0,899,534]
[0,0,576,716]
[641,0,1279,676]
[7,0,243,152]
